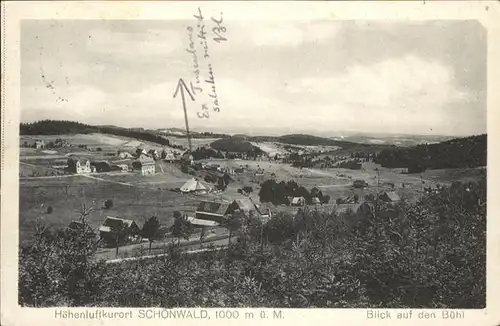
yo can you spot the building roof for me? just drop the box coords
[312,197,321,204]
[180,178,211,192]
[381,191,401,202]
[196,201,231,217]
[99,225,112,233]
[67,156,91,163]
[101,216,138,232]
[233,198,257,212]
[136,155,155,165]
[186,216,220,227]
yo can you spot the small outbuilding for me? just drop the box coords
[290,196,306,206]
[379,191,401,203]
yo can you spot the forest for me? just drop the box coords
[20,120,171,146]
[374,134,486,170]
[19,176,486,308]
[210,136,265,156]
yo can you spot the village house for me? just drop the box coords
[229,198,257,216]
[229,198,272,220]
[148,149,160,160]
[67,157,92,174]
[117,150,134,159]
[181,151,194,165]
[35,140,45,149]
[186,216,220,227]
[180,178,211,194]
[164,152,177,161]
[290,196,306,206]
[99,216,141,246]
[195,201,232,224]
[136,147,147,158]
[132,156,155,176]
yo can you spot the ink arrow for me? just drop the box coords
[173,78,195,151]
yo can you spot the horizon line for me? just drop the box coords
[19,118,485,139]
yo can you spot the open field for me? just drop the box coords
[21,133,183,154]
[166,136,219,148]
[19,174,209,244]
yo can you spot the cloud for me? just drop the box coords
[281,55,479,133]
[286,55,473,110]
[86,28,184,57]
[21,20,485,136]
[238,21,340,47]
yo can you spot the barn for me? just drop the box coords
[195,201,232,224]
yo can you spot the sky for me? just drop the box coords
[21,19,487,137]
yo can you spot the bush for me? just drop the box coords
[46,206,53,214]
[19,205,105,306]
[104,199,113,209]
[242,186,253,194]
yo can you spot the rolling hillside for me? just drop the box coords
[210,136,263,154]
[374,134,487,170]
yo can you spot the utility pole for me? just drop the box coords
[374,168,380,251]
[420,174,424,202]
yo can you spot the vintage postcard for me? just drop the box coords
[1,1,500,325]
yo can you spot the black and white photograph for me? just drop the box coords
[3,1,495,316]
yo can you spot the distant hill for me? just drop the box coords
[329,134,455,147]
[249,133,383,150]
[156,128,230,139]
[210,136,263,154]
[21,120,96,135]
[20,120,170,146]
[374,134,487,170]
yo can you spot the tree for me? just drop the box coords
[296,186,311,204]
[104,199,114,209]
[223,210,243,245]
[46,206,53,214]
[199,226,207,247]
[258,179,276,203]
[217,177,227,191]
[242,186,253,194]
[170,213,193,246]
[110,221,128,258]
[264,213,295,244]
[141,216,162,253]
